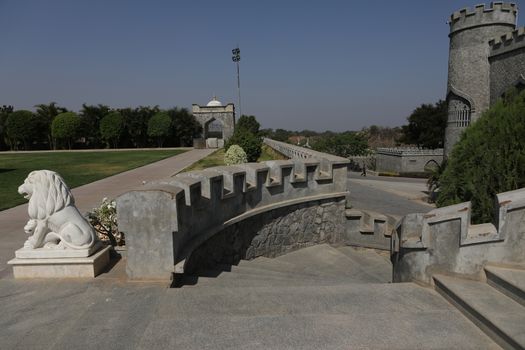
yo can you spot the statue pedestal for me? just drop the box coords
[7,245,110,279]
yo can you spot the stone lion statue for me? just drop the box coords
[18,170,97,250]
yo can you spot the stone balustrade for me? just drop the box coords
[263,138,348,162]
[392,187,525,284]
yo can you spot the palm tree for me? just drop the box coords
[34,102,68,149]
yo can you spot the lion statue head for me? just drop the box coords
[18,170,74,220]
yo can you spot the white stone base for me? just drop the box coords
[7,246,110,279]
[15,242,103,259]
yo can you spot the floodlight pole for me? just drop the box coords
[232,47,241,118]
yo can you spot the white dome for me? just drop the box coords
[206,96,222,107]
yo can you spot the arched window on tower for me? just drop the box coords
[447,93,472,128]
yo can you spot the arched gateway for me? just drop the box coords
[192,97,235,148]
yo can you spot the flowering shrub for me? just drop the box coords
[224,144,248,165]
[87,197,125,246]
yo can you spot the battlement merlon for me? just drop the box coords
[489,27,525,57]
[449,2,517,36]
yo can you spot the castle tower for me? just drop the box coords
[444,2,517,155]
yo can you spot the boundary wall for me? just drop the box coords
[376,148,444,174]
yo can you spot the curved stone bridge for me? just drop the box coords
[117,155,351,280]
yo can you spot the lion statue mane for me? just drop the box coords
[18,170,97,250]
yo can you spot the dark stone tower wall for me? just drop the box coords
[444,2,517,156]
[489,27,525,103]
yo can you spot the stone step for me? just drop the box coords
[168,280,498,349]
[208,263,347,283]
[239,254,373,281]
[485,265,525,307]
[223,264,347,283]
[237,256,330,279]
[433,274,525,350]
[182,272,356,288]
[336,246,391,266]
[336,246,392,283]
[185,244,395,287]
[272,244,384,283]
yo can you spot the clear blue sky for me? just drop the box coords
[1,1,523,131]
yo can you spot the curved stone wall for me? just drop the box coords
[117,157,349,280]
[185,198,345,275]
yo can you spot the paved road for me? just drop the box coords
[0,148,214,277]
[348,172,433,218]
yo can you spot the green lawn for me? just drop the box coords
[0,149,186,211]
[182,144,287,173]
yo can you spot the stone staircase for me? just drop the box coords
[179,244,392,288]
[433,265,525,350]
[170,244,502,348]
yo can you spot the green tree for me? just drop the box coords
[225,128,262,162]
[237,115,260,134]
[436,89,525,223]
[262,128,293,142]
[34,102,68,149]
[147,112,172,147]
[272,129,293,142]
[311,132,368,157]
[399,100,447,148]
[100,111,124,148]
[52,112,82,149]
[167,107,202,146]
[79,104,110,148]
[121,106,160,147]
[362,125,403,149]
[0,105,14,150]
[5,110,38,150]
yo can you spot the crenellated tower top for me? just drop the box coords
[449,2,517,35]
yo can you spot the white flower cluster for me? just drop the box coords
[87,197,125,246]
[224,144,248,165]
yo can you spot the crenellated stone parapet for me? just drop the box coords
[117,157,350,280]
[449,2,517,35]
[489,26,525,56]
[392,187,525,284]
[344,209,397,250]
